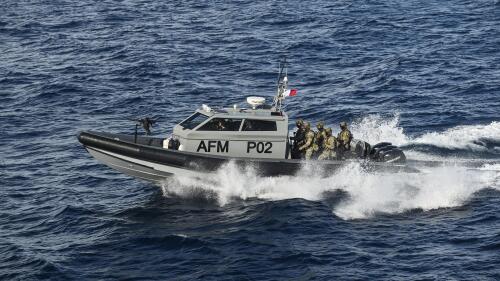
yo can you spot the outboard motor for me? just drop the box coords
[369,142,406,163]
[350,139,371,159]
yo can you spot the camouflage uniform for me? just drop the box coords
[314,122,327,157]
[299,122,315,160]
[337,122,353,159]
[318,128,337,160]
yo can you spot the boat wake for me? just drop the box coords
[350,114,500,160]
[161,161,499,220]
[161,115,500,220]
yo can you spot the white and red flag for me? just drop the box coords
[283,89,298,97]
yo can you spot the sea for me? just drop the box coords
[1,0,499,280]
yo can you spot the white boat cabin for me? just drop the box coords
[172,103,290,159]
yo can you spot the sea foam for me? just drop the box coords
[162,160,499,219]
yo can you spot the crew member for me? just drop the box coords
[318,128,337,160]
[314,121,327,158]
[299,122,315,160]
[292,119,305,159]
[337,121,353,159]
[215,120,226,131]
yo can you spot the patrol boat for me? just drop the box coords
[78,63,413,183]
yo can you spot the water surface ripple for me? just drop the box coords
[1,0,499,280]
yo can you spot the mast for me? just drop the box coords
[272,58,289,112]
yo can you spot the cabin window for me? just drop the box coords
[198,118,242,131]
[179,112,209,130]
[242,119,277,131]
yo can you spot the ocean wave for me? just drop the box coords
[2,0,500,278]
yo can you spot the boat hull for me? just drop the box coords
[78,131,417,183]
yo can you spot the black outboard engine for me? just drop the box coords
[345,140,406,163]
[369,142,406,163]
[350,139,372,159]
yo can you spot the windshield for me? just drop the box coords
[242,119,277,131]
[179,112,209,129]
[198,118,242,131]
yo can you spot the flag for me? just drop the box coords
[283,89,298,97]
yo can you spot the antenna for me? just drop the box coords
[272,57,288,111]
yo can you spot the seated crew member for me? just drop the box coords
[215,120,226,131]
[299,122,315,160]
[337,121,353,159]
[318,128,337,160]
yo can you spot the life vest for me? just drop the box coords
[314,130,326,151]
[301,131,315,150]
[323,136,336,151]
[338,129,352,149]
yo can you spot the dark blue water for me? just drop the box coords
[1,0,500,280]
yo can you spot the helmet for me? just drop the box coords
[325,128,332,135]
[316,121,324,130]
[304,122,311,130]
[340,121,347,128]
[296,119,304,127]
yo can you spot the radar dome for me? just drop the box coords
[246,96,266,109]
